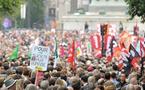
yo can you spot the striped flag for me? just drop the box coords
[53,37,59,68]
[129,44,140,58]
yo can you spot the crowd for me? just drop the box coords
[0,29,145,90]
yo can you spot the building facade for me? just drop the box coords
[47,0,145,33]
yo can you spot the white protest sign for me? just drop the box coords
[30,46,50,71]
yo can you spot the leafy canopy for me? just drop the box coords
[124,0,145,23]
[0,0,22,16]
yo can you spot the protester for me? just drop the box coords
[0,29,144,90]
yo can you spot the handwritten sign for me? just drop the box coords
[30,46,50,71]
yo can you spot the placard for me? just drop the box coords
[30,46,50,71]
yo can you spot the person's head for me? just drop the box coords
[76,67,84,77]
[111,72,116,79]
[0,87,8,90]
[104,81,116,90]
[13,74,22,80]
[126,84,135,90]
[23,67,31,77]
[24,80,31,89]
[52,72,61,77]
[0,61,2,67]
[121,86,126,90]
[112,64,118,71]
[87,76,96,90]
[105,72,110,80]
[25,84,37,90]
[95,85,104,90]
[51,85,59,90]
[70,77,81,90]
[81,75,88,83]
[120,73,126,81]
[67,86,73,90]
[140,76,145,84]
[134,85,142,90]
[3,62,9,70]
[97,78,105,85]
[40,80,49,90]
[57,86,68,90]
[129,76,138,85]
[88,76,96,84]
[30,77,35,84]
[49,77,56,86]
[43,72,50,80]
[95,74,101,81]
[55,78,66,87]
[60,74,67,81]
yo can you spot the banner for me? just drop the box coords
[21,4,26,19]
[90,34,101,49]
[35,71,44,86]
[30,46,50,71]
[108,24,117,36]
[9,44,19,61]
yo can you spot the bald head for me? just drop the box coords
[129,77,138,85]
[126,84,135,90]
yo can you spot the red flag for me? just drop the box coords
[67,40,75,68]
[104,35,112,50]
[113,47,121,60]
[90,35,95,49]
[104,35,113,62]
[107,36,118,62]
[131,57,140,69]
[90,34,101,49]
[60,45,65,57]
[119,31,131,49]
[140,37,145,57]
[140,42,145,57]
[129,44,140,58]
[94,48,102,58]
[118,48,130,70]
[90,34,102,58]
[131,35,138,48]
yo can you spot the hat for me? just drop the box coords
[4,78,16,88]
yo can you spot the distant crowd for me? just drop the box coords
[0,30,144,90]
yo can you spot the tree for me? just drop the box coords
[0,0,22,16]
[0,0,23,29]
[124,0,145,23]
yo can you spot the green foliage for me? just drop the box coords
[0,0,22,16]
[0,0,44,29]
[124,0,145,23]
[0,0,23,29]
